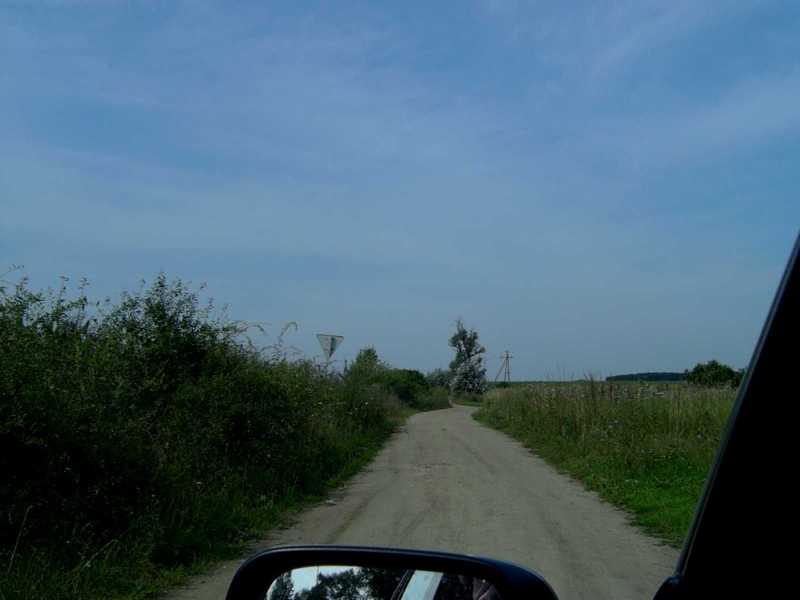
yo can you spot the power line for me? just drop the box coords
[494,351,512,383]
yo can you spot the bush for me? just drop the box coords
[380,369,430,408]
[425,368,451,388]
[413,387,451,411]
[685,360,743,387]
[0,274,403,600]
[344,351,435,410]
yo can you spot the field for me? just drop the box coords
[475,381,735,546]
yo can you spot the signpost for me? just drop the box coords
[316,333,344,364]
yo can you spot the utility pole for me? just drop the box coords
[494,351,512,384]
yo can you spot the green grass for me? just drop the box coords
[413,387,452,411]
[475,381,734,546]
[451,395,483,407]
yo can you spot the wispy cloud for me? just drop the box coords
[2,1,798,375]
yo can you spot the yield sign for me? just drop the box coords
[316,333,344,360]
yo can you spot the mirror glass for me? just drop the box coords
[265,565,501,600]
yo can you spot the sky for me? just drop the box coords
[2,1,799,379]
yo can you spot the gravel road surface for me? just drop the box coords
[167,405,677,600]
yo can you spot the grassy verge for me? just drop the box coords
[0,274,432,600]
[451,395,483,407]
[412,387,451,411]
[475,381,734,546]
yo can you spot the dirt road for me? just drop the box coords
[168,406,677,600]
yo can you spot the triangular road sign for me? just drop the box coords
[316,333,344,360]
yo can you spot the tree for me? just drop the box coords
[269,572,296,600]
[348,347,382,375]
[345,347,386,385]
[362,568,405,599]
[313,569,366,600]
[685,360,744,387]
[448,318,487,395]
[295,569,367,600]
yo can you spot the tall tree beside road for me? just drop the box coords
[448,318,487,395]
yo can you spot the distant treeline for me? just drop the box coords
[608,361,744,388]
[606,372,686,382]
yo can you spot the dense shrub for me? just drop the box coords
[380,369,429,407]
[425,368,451,388]
[0,274,404,600]
[412,386,451,411]
[685,360,744,387]
[344,350,443,410]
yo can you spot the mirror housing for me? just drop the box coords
[225,545,558,600]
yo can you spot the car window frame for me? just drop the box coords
[657,233,799,597]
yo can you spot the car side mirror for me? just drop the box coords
[225,546,558,600]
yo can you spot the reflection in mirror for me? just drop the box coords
[265,566,501,600]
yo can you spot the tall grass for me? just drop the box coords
[476,381,735,546]
[0,274,409,600]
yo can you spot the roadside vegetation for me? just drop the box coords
[475,381,735,546]
[0,273,447,600]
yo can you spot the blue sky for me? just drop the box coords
[2,1,798,378]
